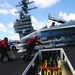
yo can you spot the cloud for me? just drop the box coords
[30,0,60,8]
[4,3,12,7]
[59,12,75,21]
[0,3,18,16]
[0,3,13,9]
[59,12,69,21]
[9,34,20,40]
[8,30,14,33]
[0,22,14,33]
[0,8,18,16]
[8,22,14,28]
[31,16,54,30]
[9,8,18,16]
[31,16,47,30]
[0,9,8,15]
[7,23,15,33]
[68,14,75,20]
[0,23,7,32]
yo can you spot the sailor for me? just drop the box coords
[22,35,44,61]
[0,37,12,62]
[50,22,55,28]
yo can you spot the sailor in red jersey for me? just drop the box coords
[22,35,43,61]
[0,37,12,62]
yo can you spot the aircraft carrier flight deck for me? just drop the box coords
[0,45,75,75]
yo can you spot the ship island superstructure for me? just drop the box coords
[13,0,37,38]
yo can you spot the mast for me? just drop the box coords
[14,0,37,39]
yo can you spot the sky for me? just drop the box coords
[0,0,75,40]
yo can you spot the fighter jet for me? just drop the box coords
[19,14,75,53]
[20,19,75,41]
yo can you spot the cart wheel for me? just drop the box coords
[12,46,17,51]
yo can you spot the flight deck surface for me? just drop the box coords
[63,45,75,70]
[0,51,35,75]
[0,45,75,75]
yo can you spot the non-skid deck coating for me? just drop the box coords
[0,51,31,75]
[0,59,30,75]
[0,45,75,75]
[63,45,75,70]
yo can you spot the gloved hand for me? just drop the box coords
[40,45,45,49]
